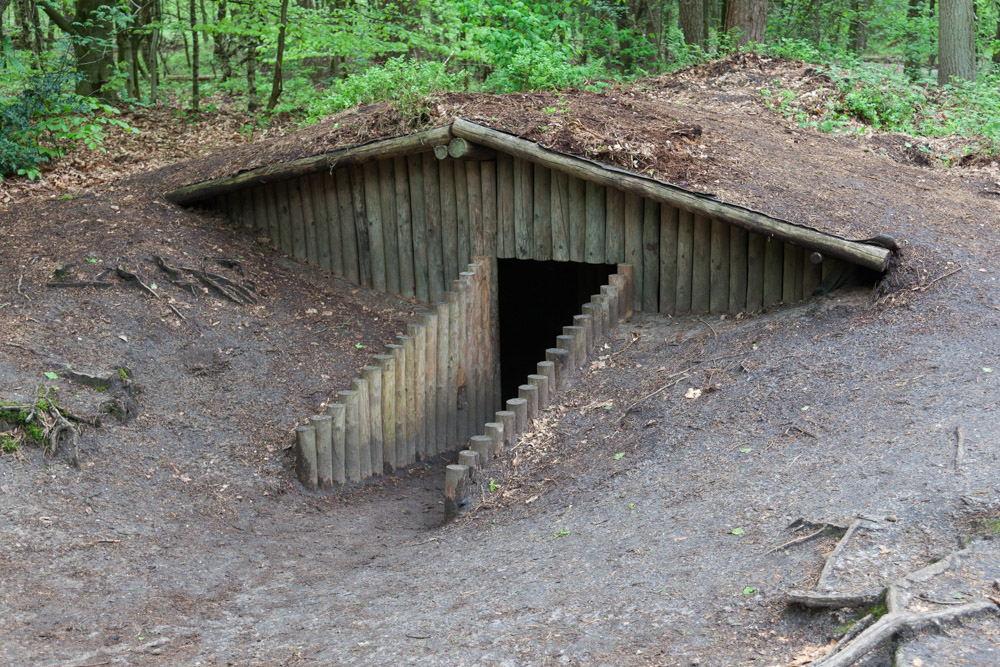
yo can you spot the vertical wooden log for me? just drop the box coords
[339,389,361,483]
[274,181,293,254]
[307,173,331,271]
[226,191,243,229]
[591,294,611,338]
[439,158,459,286]
[407,322,427,460]
[803,251,822,297]
[710,218,730,314]
[507,397,528,433]
[692,214,712,313]
[300,175,320,265]
[453,275,471,445]
[537,361,556,397]
[393,156,415,297]
[398,334,417,465]
[782,242,797,303]
[362,366,383,476]
[335,169,360,284]
[659,206,678,315]
[263,182,281,248]
[386,342,408,468]
[746,231,766,311]
[295,425,318,490]
[615,263,635,321]
[373,354,396,473]
[547,346,573,390]
[423,152,445,302]
[584,181,606,264]
[600,285,620,329]
[459,451,479,480]
[350,165,372,288]
[433,302,450,456]
[513,158,533,259]
[325,402,346,485]
[480,160,498,259]
[444,464,469,521]
[763,237,783,307]
[455,159,470,269]
[794,246,805,302]
[446,289,461,450]
[527,374,550,409]
[551,170,570,262]
[496,153,515,258]
[573,314,593,353]
[420,311,439,456]
[321,171,344,277]
[352,377,372,479]
[624,192,644,308]
[497,410,516,450]
[567,175,586,262]
[675,209,694,313]
[252,185,268,237]
[729,226,749,313]
[310,414,333,490]
[563,326,587,368]
[533,165,552,260]
[407,153,429,301]
[484,422,504,458]
[606,187,625,264]
[287,178,308,260]
[378,160,400,294]
[475,258,493,430]
[515,386,536,425]
[581,303,602,349]
[470,435,492,466]
[461,268,480,440]
[642,199,660,311]
[466,161,484,256]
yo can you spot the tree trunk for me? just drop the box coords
[994,14,1000,65]
[904,0,923,79]
[267,0,290,111]
[679,0,705,47]
[190,0,199,111]
[849,0,871,54]
[37,0,118,101]
[938,0,976,84]
[724,0,768,46]
[148,0,161,102]
[214,0,233,82]
[246,36,259,111]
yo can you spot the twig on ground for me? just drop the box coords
[619,369,693,423]
[767,522,845,554]
[16,275,29,300]
[696,317,717,339]
[610,331,641,357]
[954,425,964,472]
[912,265,962,292]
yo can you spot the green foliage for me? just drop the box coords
[1,433,20,453]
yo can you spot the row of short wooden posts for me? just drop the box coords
[296,257,498,490]
[444,263,634,520]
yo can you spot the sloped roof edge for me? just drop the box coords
[165,120,891,272]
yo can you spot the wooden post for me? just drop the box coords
[591,294,611,338]
[463,267,480,439]
[420,312,439,456]
[525,377,548,412]
[433,302,450,456]
[320,172,343,277]
[407,322,427,460]
[295,424,318,491]
[497,153,515,258]
[444,464,469,521]
[310,414,333,490]
[710,218,730,314]
[361,366,383,476]
[308,173,331,271]
[642,198,659,311]
[607,275,629,323]
[546,348,572,391]
[551,170,570,262]
[394,156,415,298]
[455,159,470,268]
[458,450,480,480]
[398,334,417,465]
[746,231,765,311]
[378,159,400,294]
[339,389,361,483]
[496,410,516,451]
[407,153,429,301]
[556,335,576,376]
[349,165,372,288]
[563,326,587,368]
[518,384,539,421]
[481,160,498,259]
[533,165,552,260]
[615,263,635,320]
[446,289,461,450]
[288,176,309,262]
[507,397,528,433]
[600,284,620,328]
[470,435,492,466]
[624,192,644,308]
[467,161,484,256]
[484,422,504,458]
[692,214,712,313]
[325,402,346,485]
[763,237,783,307]
[457,272,475,445]
[386,343,408,469]
[423,152,445,302]
[440,158,459,286]
[335,169,359,284]
[513,158,533,259]
[573,314,593,353]
[352,377,372,479]
[537,361,556,394]
[729,225,749,313]
[606,187,625,263]
[568,175,586,262]
[580,304,601,350]
[659,205,678,315]
[676,209,693,314]
[373,354,396,473]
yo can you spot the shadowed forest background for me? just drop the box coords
[1,0,999,184]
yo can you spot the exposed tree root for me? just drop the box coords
[152,255,257,305]
[1,387,81,466]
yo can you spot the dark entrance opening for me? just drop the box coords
[497,259,616,401]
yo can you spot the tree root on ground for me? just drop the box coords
[153,255,257,305]
[1,387,81,466]
[786,530,1000,666]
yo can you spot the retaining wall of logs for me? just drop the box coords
[295,258,498,489]
[443,265,634,519]
[203,143,856,317]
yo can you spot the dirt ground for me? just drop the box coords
[2,57,999,665]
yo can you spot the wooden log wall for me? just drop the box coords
[211,152,847,318]
[296,259,497,488]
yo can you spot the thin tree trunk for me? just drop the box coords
[190,0,199,111]
[246,36,259,111]
[938,0,976,84]
[904,0,923,79]
[268,0,290,111]
[149,0,160,102]
[849,0,871,54]
[993,11,1000,64]
[679,0,706,47]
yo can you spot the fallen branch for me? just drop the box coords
[954,425,964,472]
[787,590,882,609]
[619,369,692,423]
[911,265,962,292]
[767,522,845,554]
[45,281,115,289]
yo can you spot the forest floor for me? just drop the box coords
[2,56,1000,666]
